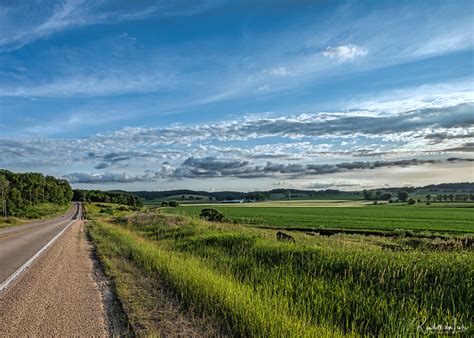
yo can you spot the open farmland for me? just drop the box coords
[88,206,474,336]
[164,203,474,233]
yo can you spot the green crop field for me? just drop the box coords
[164,203,474,233]
[88,208,474,336]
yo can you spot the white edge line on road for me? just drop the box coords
[0,218,77,293]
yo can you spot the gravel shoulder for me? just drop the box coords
[0,220,126,336]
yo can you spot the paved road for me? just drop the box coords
[0,219,111,335]
[0,202,80,286]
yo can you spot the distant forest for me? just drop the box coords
[130,182,474,202]
[131,188,351,201]
[73,189,142,207]
[0,169,73,217]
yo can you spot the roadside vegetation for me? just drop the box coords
[87,203,473,336]
[0,203,71,229]
[0,169,73,228]
[0,169,73,218]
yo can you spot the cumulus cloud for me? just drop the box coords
[99,103,473,145]
[64,157,472,184]
[323,44,368,61]
[1,99,472,178]
[64,172,149,184]
[169,157,256,178]
[165,157,470,180]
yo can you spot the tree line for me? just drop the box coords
[73,189,143,208]
[0,169,73,217]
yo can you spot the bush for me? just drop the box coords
[407,198,416,205]
[199,208,227,222]
[168,200,179,207]
[99,208,113,215]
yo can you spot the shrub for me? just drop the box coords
[168,200,179,207]
[99,208,113,215]
[199,208,227,222]
[407,198,416,205]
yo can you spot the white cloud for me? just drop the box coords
[268,67,289,76]
[410,30,473,58]
[322,44,368,62]
[0,1,226,52]
[64,172,150,184]
[351,82,474,114]
[1,72,166,98]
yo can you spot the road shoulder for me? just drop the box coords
[0,220,126,336]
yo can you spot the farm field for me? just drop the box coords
[183,200,369,207]
[164,203,474,233]
[88,206,474,336]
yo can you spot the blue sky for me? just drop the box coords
[0,0,473,191]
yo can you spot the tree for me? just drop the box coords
[407,198,416,205]
[398,191,409,202]
[0,169,74,218]
[425,194,431,202]
[168,200,179,207]
[199,208,227,222]
[363,190,373,200]
[0,175,9,217]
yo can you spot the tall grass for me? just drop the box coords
[90,220,343,337]
[90,212,473,336]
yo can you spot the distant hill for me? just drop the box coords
[127,182,473,203]
[418,182,474,192]
[130,188,361,202]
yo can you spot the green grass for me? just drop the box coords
[0,202,70,229]
[88,210,473,336]
[164,204,474,233]
[85,202,140,219]
[89,219,343,337]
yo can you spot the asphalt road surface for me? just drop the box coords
[0,202,80,286]
[0,203,120,335]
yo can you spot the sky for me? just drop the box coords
[0,0,473,191]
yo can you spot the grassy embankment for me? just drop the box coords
[0,202,71,229]
[88,204,473,336]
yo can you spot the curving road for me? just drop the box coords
[0,202,80,289]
